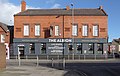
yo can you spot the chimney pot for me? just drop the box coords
[21,0,26,12]
[66,6,70,10]
[99,6,103,10]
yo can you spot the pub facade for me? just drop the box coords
[13,0,108,59]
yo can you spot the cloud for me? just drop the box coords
[51,3,61,8]
[0,0,39,25]
[0,2,20,25]
[0,0,8,3]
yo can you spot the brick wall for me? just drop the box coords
[14,15,108,39]
[0,43,6,69]
[0,27,10,43]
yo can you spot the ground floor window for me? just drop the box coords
[68,44,73,53]
[97,43,103,54]
[77,43,82,54]
[41,43,46,54]
[29,43,35,54]
[88,43,94,54]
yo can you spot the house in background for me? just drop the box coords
[109,38,120,53]
[0,22,10,59]
[7,26,14,57]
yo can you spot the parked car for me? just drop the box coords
[114,53,120,58]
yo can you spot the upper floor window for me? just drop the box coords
[50,26,53,36]
[82,25,88,36]
[1,34,5,43]
[93,25,98,36]
[24,25,29,36]
[35,25,40,36]
[72,24,78,36]
[55,25,59,36]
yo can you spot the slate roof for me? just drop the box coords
[0,22,9,32]
[113,38,120,44]
[14,8,108,16]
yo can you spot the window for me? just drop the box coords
[1,34,5,43]
[82,25,88,36]
[72,24,78,36]
[29,43,35,54]
[93,25,98,36]
[35,25,40,36]
[55,25,59,36]
[88,43,94,54]
[24,25,29,36]
[97,43,103,54]
[41,43,46,54]
[50,26,53,36]
[68,44,73,51]
[77,43,82,54]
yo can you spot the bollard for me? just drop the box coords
[68,55,69,60]
[47,55,49,60]
[72,53,74,60]
[18,55,21,66]
[58,55,59,60]
[63,58,65,69]
[79,55,80,60]
[95,54,96,60]
[52,58,54,67]
[36,56,39,67]
[25,55,27,60]
[84,54,86,60]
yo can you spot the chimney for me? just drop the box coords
[21,0,26,12]
[99,6,103,10]
[66,6,70,10]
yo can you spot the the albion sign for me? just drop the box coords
[49,39,72,42]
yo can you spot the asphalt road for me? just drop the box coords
[64,63,120,76]
[6,59,120,76]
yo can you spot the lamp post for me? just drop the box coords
[71,3,74,60]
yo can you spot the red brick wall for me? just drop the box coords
[0,43,6,69]
[0,27,10,43]
[14,15,108,39]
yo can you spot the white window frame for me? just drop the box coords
[55,25,59,36]
[24,25,29,36]
[35,25,40,36]
[82,25,88,36]
[1,34,5,43]
[93,25,98,36]
[72,24,78,36]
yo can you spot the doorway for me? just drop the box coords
[19,46,25,56]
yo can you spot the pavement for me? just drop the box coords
[0,65,66,76]
[0,59,120,76]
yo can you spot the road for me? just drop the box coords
[4,59,120,76]
[64,63,120,76]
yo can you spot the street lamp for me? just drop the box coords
[71,3,74,60]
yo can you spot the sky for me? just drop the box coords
[0,0,120,42]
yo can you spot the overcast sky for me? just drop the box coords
[0,0,120,42]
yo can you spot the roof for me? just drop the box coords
[0,22,9,32]
[14,8,108,16]
[112,38,120,45]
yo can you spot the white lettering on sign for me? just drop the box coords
[49,39,72,42]
[51,50,63,53]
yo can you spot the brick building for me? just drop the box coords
[0,22,10,59]
[13,0,108,59]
